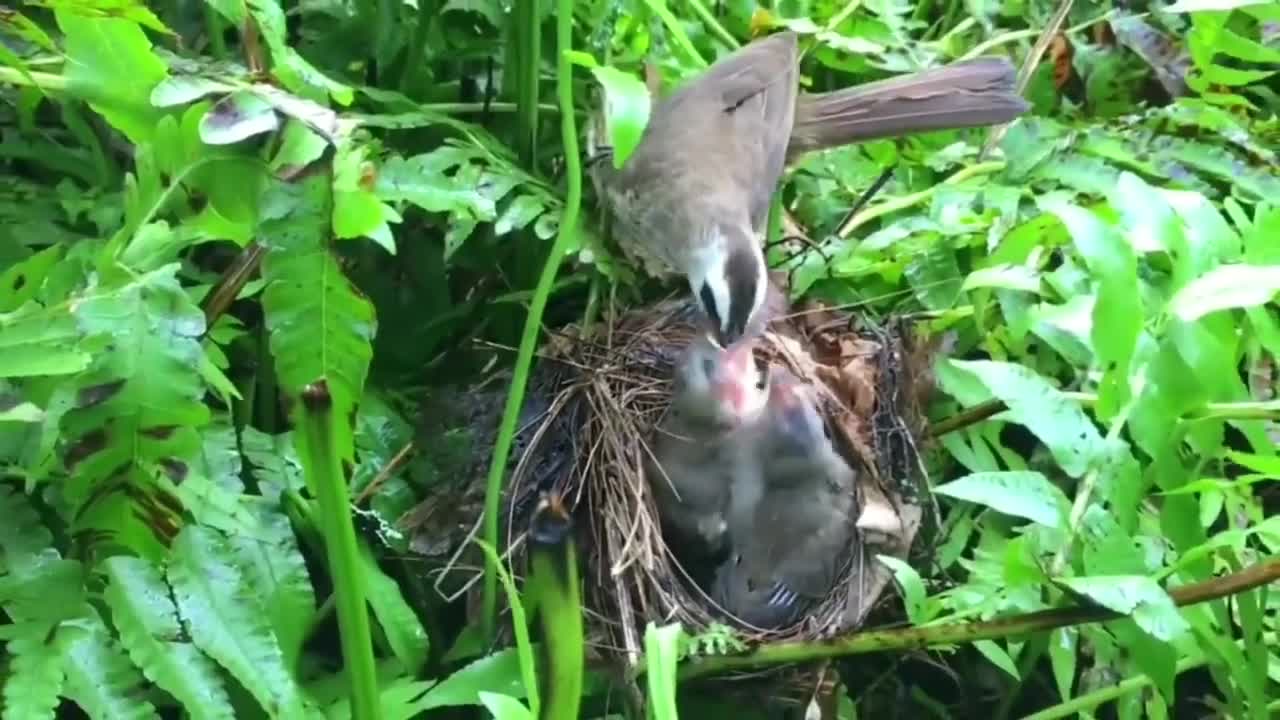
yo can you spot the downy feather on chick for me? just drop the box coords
[711,366,856,629]
[647,334,767,572]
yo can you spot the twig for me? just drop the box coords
[927,396,1280,438]
[979,0,1075,159]
[353,440,415,506]
[837,162,1005,238]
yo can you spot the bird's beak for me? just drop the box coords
[712,341,758,417]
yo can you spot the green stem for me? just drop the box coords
[296,383,379,720]
[512,0,543,168]
[529,503,583,720]
[0,67,68,91]
[399,0,436,92]
[481,0,584,641]
[837,161,1005,238]
[824,0,866,33]
[687,0,738,49]
[204,2,227,58]
[1049,399,1133,576]
[959,10,1120,60]
[664,557,1279,680]
[1020,653,1208,720]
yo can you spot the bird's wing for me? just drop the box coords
[756,473,855,600]
[661,32,801,229]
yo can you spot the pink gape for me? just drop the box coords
[711,341,758,419]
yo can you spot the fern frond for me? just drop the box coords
[166,525,312,719]
[61,609,161,720]
[225,500,317,670]
[259,173,375,465]
[2,622,66,720]
[101,556,236,720]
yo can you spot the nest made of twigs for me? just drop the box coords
[408,291,935,669]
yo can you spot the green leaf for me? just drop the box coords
[376,150,495,217]
[409,649,527,712]
[478,692,534,720]
[876,555,927,624]
[225,501,317,671]
[644,623,682,720]
[167,526,311,719]
[933,471,1070,528]
[1163,0,1271,10]
[494,195,547,237]
[235,0,353,105]
[60,265,210,515]
[588,66,651,168]
[260,173,376,466]
[60,612,162,720]
[101,556,236,720]
[1047,628,1078,701]
[974,640,1020,680]
[54,10,168,143]
[945,361,1106,478]
[333,140,400,253]
[1048,200,1140,419]
[0,400,44,423]
[270,120,329,173]
[1059,576,1190,642]
[151,76,232,108]
[1111,620,1177,703]
[357,540,429,672]
[2,622,67,719]
[1168,264,1280,321]
[0,303,93,378]
[199,91,281,145]
[0,244,66,313]
[962,264,1044,294]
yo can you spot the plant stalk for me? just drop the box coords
[296,382,379,720]
[663,557,1280,680]
[481,0,583,641]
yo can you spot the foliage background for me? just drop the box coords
[0,0,1277,718]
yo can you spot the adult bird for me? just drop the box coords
[647,333,768,573]
[593,31,1030,349]
[710,366,856,629]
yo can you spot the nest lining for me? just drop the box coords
[412,294,933,667]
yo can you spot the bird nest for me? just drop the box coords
[407,292,935,668]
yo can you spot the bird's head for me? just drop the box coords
[763,367,827,454]
[671,333,767,429]
[688,224,768,349]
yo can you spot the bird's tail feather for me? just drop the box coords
[788,57,1030,157]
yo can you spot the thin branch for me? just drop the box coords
[665,557,1280,679]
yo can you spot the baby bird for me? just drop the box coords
[647,334,767,572]
[711,366,856,629]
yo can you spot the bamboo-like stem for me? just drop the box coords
[928,396,1280,438]
[659,557,1280,679]
[296,382,379,720]
[480,0,584,640]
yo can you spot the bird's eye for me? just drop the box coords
[702,357,716,377]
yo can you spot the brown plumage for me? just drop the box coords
[594,31,1029,349]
